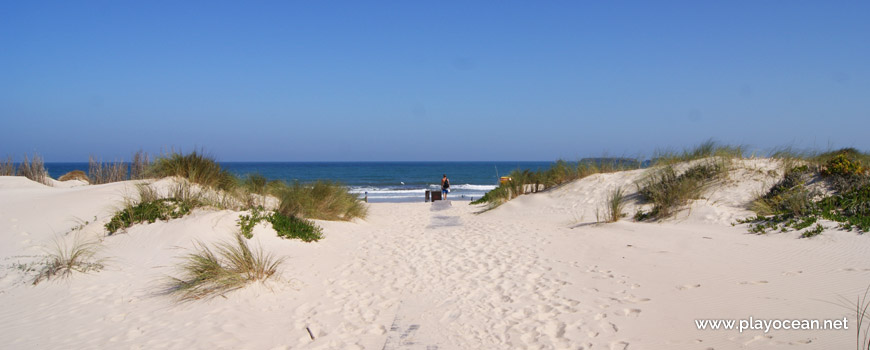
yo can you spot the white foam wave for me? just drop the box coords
[350,184,496,194]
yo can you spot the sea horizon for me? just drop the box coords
[41,161,561,202]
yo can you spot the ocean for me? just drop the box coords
[43,162,553,202]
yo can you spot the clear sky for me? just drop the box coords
[1,1,868,161]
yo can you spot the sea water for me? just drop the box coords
[43,162,552,203]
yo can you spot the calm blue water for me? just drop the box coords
[43,162,553,202]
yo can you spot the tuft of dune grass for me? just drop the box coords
[274,180,367,221]
[59,170,89,182]
[17,154,52,186]
[149,150,237,191]
[604,187,626,223]
[164,233,284,301]
[33,235,104,285]
[635,160,728,220]
[88,156,129,184]
[0,156,14,176]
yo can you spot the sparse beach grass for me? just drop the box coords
[635,160,728,220]
[165,233,283,301]
[0,156,14,176]
[603,187,626,223]
[32,235,104,285]
[88,156,128,184]
[16,154,51,186]
[472,157,641,209]
[650,139,744,166]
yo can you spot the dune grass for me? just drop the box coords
[16,154,51,186]
[58,170,89,182]
[165,233,284,301]
[130,150,151,180]
[149,150,237,191]
[0,156,13,176]
[634,160,728,220]
[858,285,870,350]
[32,236,104,285]
[241,173,269,208]
[88,156,129,184]
[651,139,745,166]
[603,187,626,223]
[472,158,641,208]
[274,180,367,221]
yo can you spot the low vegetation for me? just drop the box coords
[274,180,367,221]
[634,160,728,220]
[164,233,284,301]
[58,170,89,182]
[105,184,200,235]
[0,156,14,176]
[269,211,323,242]
[32,236,104,285]
[149,150,237,191]
[603,187,626,223]
[16,154,51,186]
[737,148,870,236]
[650,139,744,166]
[472,158,641,208]
[88,156,128,184]
[237,207,323,242]
[857,285,870,350]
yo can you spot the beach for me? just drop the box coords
[0,158,868,349]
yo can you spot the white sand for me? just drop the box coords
[0,160,867,349]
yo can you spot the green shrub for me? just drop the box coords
[739,162,870,235]
[275,180,366,221]
[268,212,323,242]
[800,223,825,238]
[823,153,864,177]
[105,198,196,234]
[150,150,237,191]
[237,207,268,239]
[165,233,283,301]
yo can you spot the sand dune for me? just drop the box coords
[0,160,867,349]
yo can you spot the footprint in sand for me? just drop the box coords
[739,280,769,285]
[782,270,803,276]
[609,341,630,350]
[676,284,701,290]
[620,308,641,317]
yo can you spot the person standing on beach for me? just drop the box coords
[441,174,450,199]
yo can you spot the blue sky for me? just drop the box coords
[1,1,868,161]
